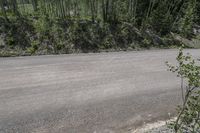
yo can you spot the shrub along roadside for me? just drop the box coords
[166,48,200,133]
[0,15,182,57]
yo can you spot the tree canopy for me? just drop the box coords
[1,0,199,35]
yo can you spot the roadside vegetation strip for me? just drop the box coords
[0,0,200,56]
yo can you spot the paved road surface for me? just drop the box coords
[0,49,199,133]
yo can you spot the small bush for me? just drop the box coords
[166,47,200,133]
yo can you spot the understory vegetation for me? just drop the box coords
[0,0,200,56]
[167,48,200,133]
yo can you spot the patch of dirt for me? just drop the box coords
[132,118,176,133]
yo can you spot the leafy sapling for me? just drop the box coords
[166,47,200,133]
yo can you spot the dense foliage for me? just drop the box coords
[0,0,200,56]
[167,48,200,133]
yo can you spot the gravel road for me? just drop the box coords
[0,49,199,133]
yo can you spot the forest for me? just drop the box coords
[0,0,200,56]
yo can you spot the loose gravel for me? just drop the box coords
[145,125,174,133]
[132,118,176,133]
